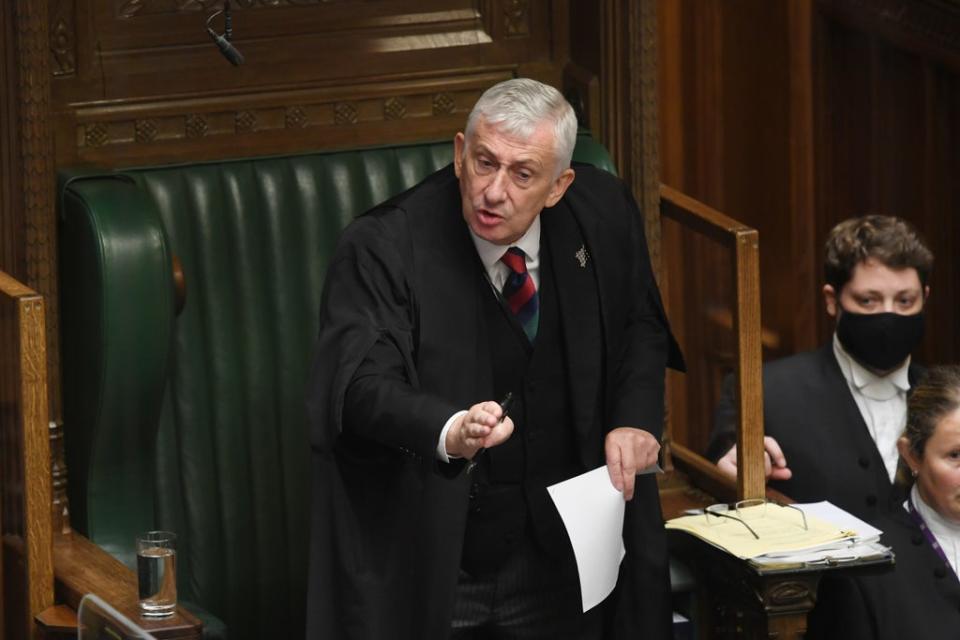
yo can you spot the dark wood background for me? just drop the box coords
[660,0,960,456]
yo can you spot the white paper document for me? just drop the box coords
[547,466,626,612]
[794,501,882,542]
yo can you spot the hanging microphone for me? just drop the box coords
[206,1,244,66]
[208,30,245,66]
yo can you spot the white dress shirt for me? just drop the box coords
[833,334,911,482]
[911,484,960,576]
[435,217,542,462]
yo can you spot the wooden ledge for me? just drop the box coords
[35,604,78,638]
[52,533,202,639]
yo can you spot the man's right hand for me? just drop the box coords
[445,400,514,460]
[716,436,792,482]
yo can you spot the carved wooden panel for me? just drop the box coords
[1,0,25,283]
[49,0,76,77]
[51,0,568,166]
[16,0,60,438]
[65,71,510,164]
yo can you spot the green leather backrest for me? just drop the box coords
[58,133,615,640]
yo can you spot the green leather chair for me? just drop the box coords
[58,133,617,640]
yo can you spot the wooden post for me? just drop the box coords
[733,229,765,501]
[0,271,53,640]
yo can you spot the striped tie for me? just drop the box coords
[500,247,539,341]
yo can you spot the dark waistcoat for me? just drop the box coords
[461,237,580,575]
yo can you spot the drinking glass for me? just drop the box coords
[136,531,177,617]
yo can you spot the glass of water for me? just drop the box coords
[136,531,177,617]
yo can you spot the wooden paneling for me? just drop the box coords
[50,0,571,167]
[787,0,818,353]
[659,0,795,457]
[813,8,960,367]
[659,0,960,457]
[0,0,25,286]
[4,0,59,427]
[818,0,960,75]
[62,71,513,165]
[1,272,53,640]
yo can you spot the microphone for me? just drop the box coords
[207,29,245,66]
[206,1,244,66]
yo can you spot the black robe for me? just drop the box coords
[707,343,920,521]
[807,505,960,639]
[305,164,682,639]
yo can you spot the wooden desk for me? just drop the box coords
[659,455,893,639]
[668,529,892,640]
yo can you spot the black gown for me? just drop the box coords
[808,505,960,639]
[304,164,682,639]
[707,344,920,521]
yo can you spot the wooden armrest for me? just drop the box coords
[670,442,793,510]
[660,185,766,501]
[53,533,202,639]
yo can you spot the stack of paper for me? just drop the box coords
[751,502,889,567]
[666,500,891,568]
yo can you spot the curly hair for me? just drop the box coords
[824,215,933,293]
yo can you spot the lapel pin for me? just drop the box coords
[575,245,590,268]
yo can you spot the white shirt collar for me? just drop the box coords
[469,215,541,271]
[833,333,911,400]
[912,484,960,530]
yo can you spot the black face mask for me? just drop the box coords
[836,308,925,372]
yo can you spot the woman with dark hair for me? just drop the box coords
[809,365,960,638]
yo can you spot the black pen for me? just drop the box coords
[466,392,513,474]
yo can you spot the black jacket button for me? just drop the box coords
[858,456,870,469]
[911,533,924,546]
[865,495,877,507]
[935,566,947,579]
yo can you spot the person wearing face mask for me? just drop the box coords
[806,365,960,639]
[706,215,933,521]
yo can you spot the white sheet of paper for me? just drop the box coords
[794,501,883,541]
[547,466,626,612]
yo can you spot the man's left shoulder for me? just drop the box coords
[563,163,635,222]
[567,163,626,197]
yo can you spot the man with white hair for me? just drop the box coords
[306,78,682,639]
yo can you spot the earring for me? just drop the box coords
[911,469,919,478]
